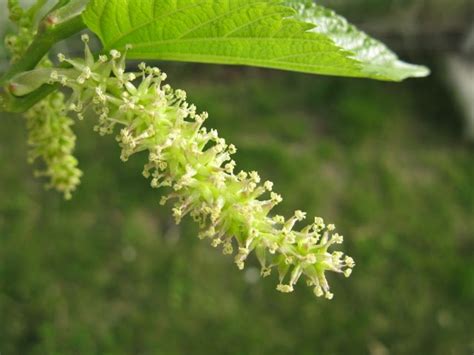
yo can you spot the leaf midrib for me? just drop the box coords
[113,35,345,49]
[127,51,361,74]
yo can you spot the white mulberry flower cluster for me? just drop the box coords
[25,91,82,199]
[5,0,36,63]
[40,36,354,298]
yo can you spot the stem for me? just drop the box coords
[1,0,89,113]
[1,84,57,113]
[0,15,86,86]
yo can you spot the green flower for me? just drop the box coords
[25,91,82,199]
[5,0,36,63]
[20,36,355,298]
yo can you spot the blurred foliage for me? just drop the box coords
[0,59,473,354]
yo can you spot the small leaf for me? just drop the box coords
[82,0,428,81]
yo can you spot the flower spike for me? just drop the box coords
[45,43,355,298]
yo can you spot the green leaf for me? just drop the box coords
[82,0,429,81]
[285,0,429,81]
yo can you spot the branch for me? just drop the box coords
[1,0,88,113]
[1,84,57,113]
[0,15,85,86]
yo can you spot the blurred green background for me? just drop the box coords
[1,1,473,354]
